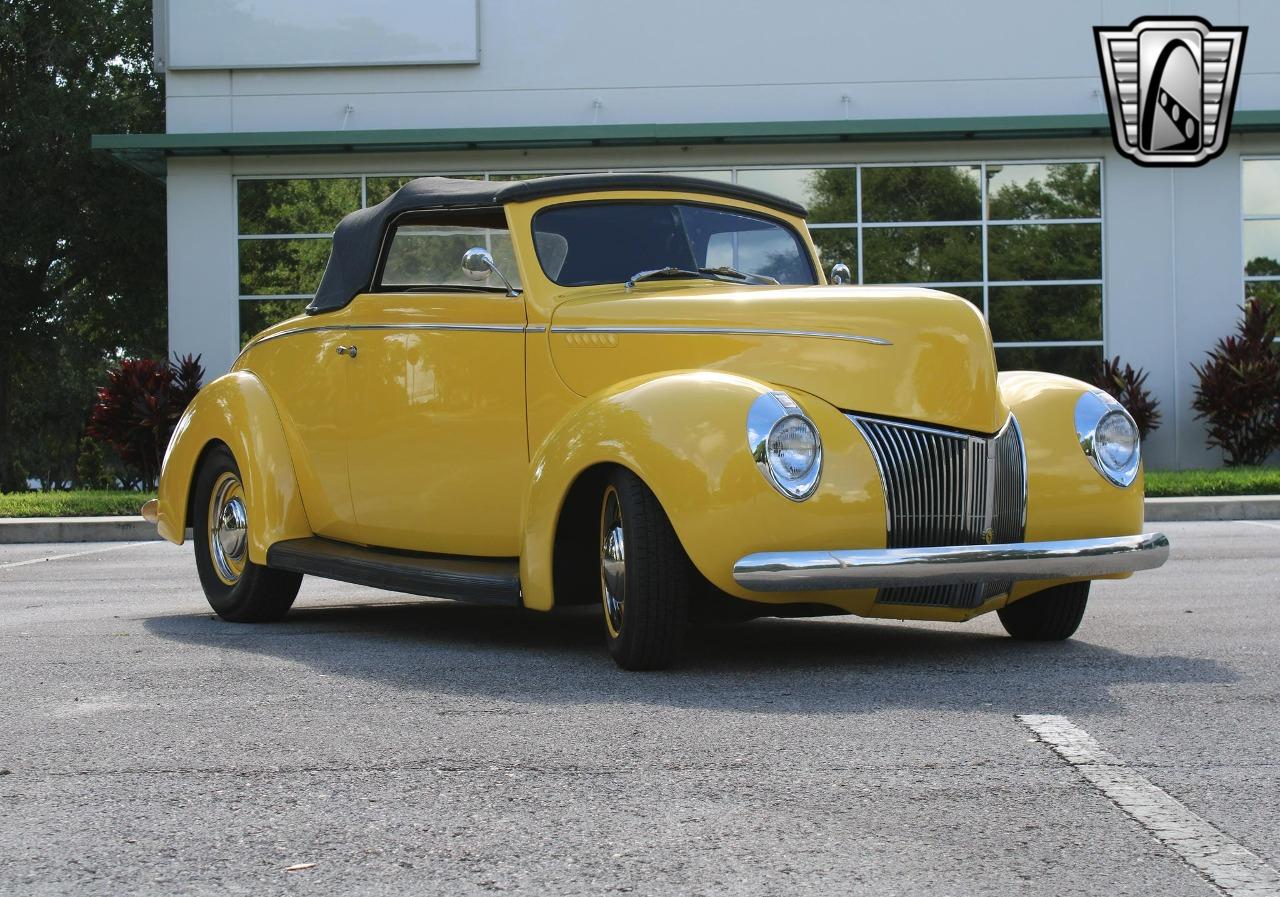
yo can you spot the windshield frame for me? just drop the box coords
[530,198,818,289]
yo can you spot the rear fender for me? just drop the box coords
[155,371,311,563]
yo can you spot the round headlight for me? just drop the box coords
[768,415,819,481]
[1095,410,1138,471]
[1074,391,1141,487]
[747,392,824,501]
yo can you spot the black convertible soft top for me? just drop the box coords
[307,173,809,313]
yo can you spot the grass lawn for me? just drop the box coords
[1145,466,1280,498]
[0,469,1276,517]
[0,490,155,518]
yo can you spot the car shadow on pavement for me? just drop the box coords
[142,596,1236,716]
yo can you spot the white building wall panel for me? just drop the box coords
[159,0,1279,135]
[167,158,240,379]
[159,0,479,70]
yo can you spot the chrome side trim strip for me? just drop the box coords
[549,325,892,346]
[732,533,1170,592]
[240,321,533,354]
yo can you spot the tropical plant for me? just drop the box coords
[1190,298,1280,466]
[87,354,204,489]
[1091,356,1162,440]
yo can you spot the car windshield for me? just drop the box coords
[532,201,817,287]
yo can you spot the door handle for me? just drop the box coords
[336,344,358,359]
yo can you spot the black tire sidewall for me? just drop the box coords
[193,445,244,616]
[599,468,690,669]
[192,445,300,622]
[997,581,1089,641]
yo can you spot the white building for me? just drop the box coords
[95,0,1280,469]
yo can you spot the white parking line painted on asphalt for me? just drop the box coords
[0,541,153,571]
[1239,521,1280,531]
[1019,714,1280,897]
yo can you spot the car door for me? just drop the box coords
[342,218,528,556]
[342,292,527,555]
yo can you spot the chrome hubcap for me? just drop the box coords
[209,472,248,585]
[600,488,626,636]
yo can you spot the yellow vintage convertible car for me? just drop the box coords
[144,173,1169,669]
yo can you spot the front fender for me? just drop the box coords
[519,371,886,611]
[999,371,1145,542]
[155,371,311,563]
[999,371,1146,604]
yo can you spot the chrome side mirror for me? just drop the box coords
[829,263,853,286]
[461,247,518,296]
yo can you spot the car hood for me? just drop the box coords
[547,283,1007,434]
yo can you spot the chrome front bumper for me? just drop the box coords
[733,533,1170,592]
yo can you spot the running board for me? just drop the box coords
[266,537,522,607]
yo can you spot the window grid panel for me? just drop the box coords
[861,219,982,229]
[1244,159,1280,314]
[986,278,1104,287]
[833,159,1104,363]
[1098,157,1108,359]
[855,167,865,284]
[988,217,1102,226]
[231,162,1105,367]
[869,280,1103,290]
[238,233,332,241]
[981,161,990,319]
[238,293,314,301]
[874,281,986,289]
[995,340,1104,348]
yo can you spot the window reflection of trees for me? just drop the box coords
[1244,160,1280,322]
[232,164,1108,378]
[799,161,1103,379]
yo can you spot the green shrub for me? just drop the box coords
[74,437,112,489]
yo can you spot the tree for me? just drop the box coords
[0,0,166,490]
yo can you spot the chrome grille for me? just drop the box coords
[851,414,1026,609]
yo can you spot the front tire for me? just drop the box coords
[997,581,1089,641]
[598,469,692,670]
[192,445,302,622]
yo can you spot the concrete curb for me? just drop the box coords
[0,516,164,544]
[1143,495,1280,522]
[0,496,1276,543]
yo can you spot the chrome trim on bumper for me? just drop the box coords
[140,499,159,525]
[732,533,1170,592]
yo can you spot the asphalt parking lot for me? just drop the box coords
[2,520,1278,896]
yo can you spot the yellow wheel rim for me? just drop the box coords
[208,471,248,586]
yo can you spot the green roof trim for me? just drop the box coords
[94,110,1280,178]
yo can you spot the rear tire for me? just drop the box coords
[192,445,302,622]
[598,468,692,670]
[997,582,1089,641]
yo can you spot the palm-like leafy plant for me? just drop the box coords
[1191,298,1280,466]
